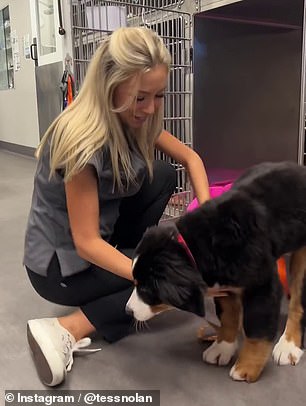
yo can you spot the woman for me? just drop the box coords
[24,27,210,386]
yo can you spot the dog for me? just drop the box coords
[126,161,306,382]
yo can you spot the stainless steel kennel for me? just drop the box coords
[70,0,195,219]
[69,0,306,219]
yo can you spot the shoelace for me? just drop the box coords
[65,337,102,372]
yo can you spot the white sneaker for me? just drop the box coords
[27,318,101,386]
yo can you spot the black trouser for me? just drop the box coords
[26,161,176,343]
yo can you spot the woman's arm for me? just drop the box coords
[155,130,210,204]
[65,165,133,280]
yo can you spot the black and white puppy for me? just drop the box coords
[126,161,306,382]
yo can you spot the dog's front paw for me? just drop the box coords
[202,340,238,366]
[229,362,261,382]
[272,334,304,365]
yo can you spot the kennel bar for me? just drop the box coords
[70,0,193,219]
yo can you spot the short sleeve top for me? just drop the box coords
[23,142,147,277]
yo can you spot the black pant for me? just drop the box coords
[26,161,176,342]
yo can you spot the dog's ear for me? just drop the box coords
[157,281,205,317]
[134,225,177,256]
[177,287,205,317]
[134,225,206,317]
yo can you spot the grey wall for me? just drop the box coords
[193,0,305,181]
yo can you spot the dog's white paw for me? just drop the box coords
[229,362,264,383]
[229,364,246,381]
[202,340,238,366]
[272,334,304,365]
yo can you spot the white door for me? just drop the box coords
[29,0,65,139]
[30,0,63,66]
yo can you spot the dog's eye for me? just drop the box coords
[138,285,148,295]
[137,285,160,306]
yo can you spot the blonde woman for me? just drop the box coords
[24,27,210,386]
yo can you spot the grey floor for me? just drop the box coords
[1,149,306,405]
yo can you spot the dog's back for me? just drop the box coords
[233,161,306,208]
[232,162,306,255]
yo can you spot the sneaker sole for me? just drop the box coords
[27,321,66,386]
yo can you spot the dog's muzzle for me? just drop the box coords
[125,288,156,321]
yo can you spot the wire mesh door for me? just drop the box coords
[70,0,193,219]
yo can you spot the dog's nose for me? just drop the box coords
[125,305,134,317]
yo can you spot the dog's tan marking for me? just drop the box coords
[198,288,243,342]
[197,293,242,343]
[202,293,242,365]
[285,247,306,348]
[231,339,273,382]
[151,304,172,314]
[216,293,242,343]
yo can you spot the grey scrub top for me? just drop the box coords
[23,142,147,277]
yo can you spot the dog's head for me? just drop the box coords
[126,191,269,321]
[126,226,206,321]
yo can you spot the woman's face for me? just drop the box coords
[113,64,168,129]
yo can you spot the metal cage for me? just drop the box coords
[70,0,193,219]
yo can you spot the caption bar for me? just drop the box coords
[4,390,160,406]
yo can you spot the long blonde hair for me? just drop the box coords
[36,27,171,189]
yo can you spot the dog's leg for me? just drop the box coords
[231,277,282,382]
[230,338,273,382]
[273,247,306,365]
[202,293,241,366]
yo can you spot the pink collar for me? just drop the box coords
[177,232,197,268]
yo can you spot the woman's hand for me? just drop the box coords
[155,130,210,204]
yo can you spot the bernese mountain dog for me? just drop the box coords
[126,161,306,382]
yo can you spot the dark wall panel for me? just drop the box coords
[193,0,304,181]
